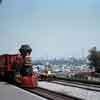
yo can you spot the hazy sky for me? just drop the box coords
[0,0,99,59]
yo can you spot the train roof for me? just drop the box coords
[0,54,19,57]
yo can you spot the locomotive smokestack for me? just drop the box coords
[19,44,32,57]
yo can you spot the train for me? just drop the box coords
[38,64,56,81]
[0,44,38,88]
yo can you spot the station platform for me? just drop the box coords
[0,81,47,100]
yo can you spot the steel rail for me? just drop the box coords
[24,87,82,100]
[51,79,100,92]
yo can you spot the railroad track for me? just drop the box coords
[51,79,100,92]
[57,79,100,87]
[24,87,82,100]
[55,78,100,87]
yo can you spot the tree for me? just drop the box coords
[88,47,100,73]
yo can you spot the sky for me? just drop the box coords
[0,0,99,59]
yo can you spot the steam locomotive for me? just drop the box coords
[0,45,38,88]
